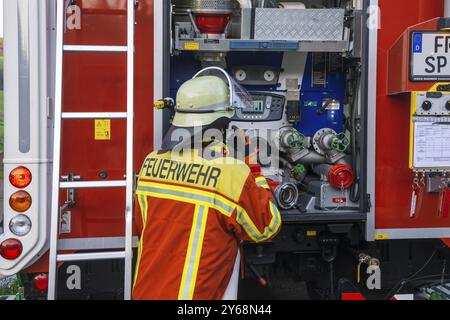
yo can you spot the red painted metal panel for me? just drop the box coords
[376,0,450,230]
[58,0,155,240]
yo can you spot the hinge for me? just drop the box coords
[366,194,372,211]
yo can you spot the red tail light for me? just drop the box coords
[9,167,32,189]
[33,274,49,293]
[0,239,23,260]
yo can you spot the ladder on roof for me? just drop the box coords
[48,0,136,300]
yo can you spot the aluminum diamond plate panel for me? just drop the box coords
[254,9,345,41]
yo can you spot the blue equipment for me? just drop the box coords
[295,53,346,137]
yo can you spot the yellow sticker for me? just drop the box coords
[184,42,200,51]
[375,234,389,241]
[95,120,111,141]
[307,231,317,237]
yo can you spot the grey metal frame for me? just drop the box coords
[153,0,166,150]
[174,39,350,53]
[365,0,378,241]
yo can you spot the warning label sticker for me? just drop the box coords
[95,120,111,141]
[183,42,200,51]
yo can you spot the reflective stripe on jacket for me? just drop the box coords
[132,149,281,300]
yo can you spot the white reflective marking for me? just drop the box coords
[66,265,81,290]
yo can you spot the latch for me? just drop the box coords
[61,172,81,208]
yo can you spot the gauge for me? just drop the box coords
[264,70,276,82]
[235,69,247,82]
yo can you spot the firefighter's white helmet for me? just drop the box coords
[173,75,234,128]
[161,67,252,152]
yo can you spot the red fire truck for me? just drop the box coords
[1,0,449,300]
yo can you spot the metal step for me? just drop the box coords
[57,251,126,262]
[63,45,128,53]
[62,112,128,120]
[58,237,140,251]
[60,180,127,189]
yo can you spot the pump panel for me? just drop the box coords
[167,0,368,223]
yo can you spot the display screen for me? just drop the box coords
[243,100,265,114]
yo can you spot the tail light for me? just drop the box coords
[9,191,32,212]
[0,239,23,260]
[9,166,32,189]
[33,274,49,294]
[9,215,32,237]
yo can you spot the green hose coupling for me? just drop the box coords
[285,129,306,150]
[293,164,306,176]
[332,133,350,153]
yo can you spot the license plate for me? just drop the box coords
[410,31,450,81]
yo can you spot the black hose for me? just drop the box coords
[349,69,361,203]
[330,261,335,299]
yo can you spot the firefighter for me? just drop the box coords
[133,73,281,300]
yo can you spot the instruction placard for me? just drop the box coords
[413,121,450,169]
[95,120,111,141]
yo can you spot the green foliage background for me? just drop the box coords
[1,56,3,180]
[0,277,21,296]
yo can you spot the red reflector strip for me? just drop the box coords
[342,293,366,300]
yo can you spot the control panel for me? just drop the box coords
[234,93,285,122]
[416,91,450,116]
[410,83,450,171]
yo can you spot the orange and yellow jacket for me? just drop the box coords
[132,149,281,300]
